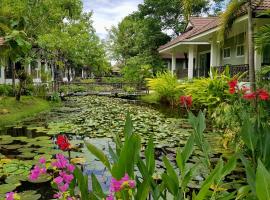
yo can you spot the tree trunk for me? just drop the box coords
[248,1,256,91]
[16,81,22,101]
[12,62,16,96]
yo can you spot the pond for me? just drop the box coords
[0,96,238,199]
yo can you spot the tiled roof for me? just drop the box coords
[159,0,270,51]
[158,17,218,51]
[255,0,270,10]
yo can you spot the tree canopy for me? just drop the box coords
[0,0,110,76]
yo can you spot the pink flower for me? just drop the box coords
[110,178,122,192]
[52,154,68,169]
[59,183,69,192]
[53,192,62,199]
[39,157,46,164]
[60,171,74,184]
[54,176,64,185]
[29,165,42,181]
[129,180,136,188]
[106,194,114,200]
[5,192,14,200]
[109,173,136,193]
[66,164,75,172]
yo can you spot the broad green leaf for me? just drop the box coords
[240,155,256,194]
[195,160,223,200]
[85,142,111,171]
[91,173,106,198]
[162,156,179,195]
[256,160,270,200]
[108,144,118,163]
[135,179,150,200]
[221,155,237,177]
[124,112,133,139]
[145,136,155,174]
[240,120,257,153]
[73,166,89,200]
[112,134,141,179]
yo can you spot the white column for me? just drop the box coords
[171,53,176,75]
[37,58,41,79]
[82,69,84,78]
[0,67,4,84]
[255,50,262,71]
[51,65,55,81]
[188,45,194,79]
[210,42,218,67]
[28,64,31,75]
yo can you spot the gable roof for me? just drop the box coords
[158,17,218,51]
[159,0,270,52]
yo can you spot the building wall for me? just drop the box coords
[220,32,246,66]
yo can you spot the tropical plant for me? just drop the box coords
[146,71,182,106]
[218,0,255,91]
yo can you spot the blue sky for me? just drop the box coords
[83,0,143,39]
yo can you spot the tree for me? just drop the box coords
[107,13,170,79]
[219,0,255,91]
[138,0,226,37]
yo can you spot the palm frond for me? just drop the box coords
[218,0,247,45]
[255,24,270,52]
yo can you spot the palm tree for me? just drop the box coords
[219,0,257,91]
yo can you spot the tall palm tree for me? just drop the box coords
[219,0,258,91]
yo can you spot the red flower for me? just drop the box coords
[243,92,256,100]
[257,89,269,101]
[56,135,70,151]
[228,79,238,94]
[180,96,192,108]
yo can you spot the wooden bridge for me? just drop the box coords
[48,81,149,97]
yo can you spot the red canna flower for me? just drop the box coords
[228,79,238,94]
[56,135,70,151]
[243,92,256,100]
[257,89,269,101]
[180,96,192,108]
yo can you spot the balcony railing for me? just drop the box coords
[214,64,249,81]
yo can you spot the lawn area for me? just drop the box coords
[0,96,52,127]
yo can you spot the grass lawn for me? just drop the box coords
[0,96,53,127]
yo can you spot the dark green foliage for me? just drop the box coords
[0,84,13,96]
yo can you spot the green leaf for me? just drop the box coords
[112,134,141,179]
[162,156,179,195]
[91,173,106,198]
[221,155,237,177]
[73,166,89,200]
[176,135,194,172]
[256,159,270,200]
[195,159,223,200]
[124,112,133,139]
[85,142,111,171]
[240,120,257,153]
[109,144,118,163]
[240,155,256,194]
[145,136,155,174]
[135,179,150,200]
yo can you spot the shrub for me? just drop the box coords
[80,79,95,84]
[0,84,13,96]
[146,71,182,105]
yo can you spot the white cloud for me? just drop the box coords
[83,0,143,39]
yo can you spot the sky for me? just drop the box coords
[83,0,143,39]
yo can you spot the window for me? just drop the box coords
[223,48,231,58]
[236,45,244,57]
[263,45,270,65]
